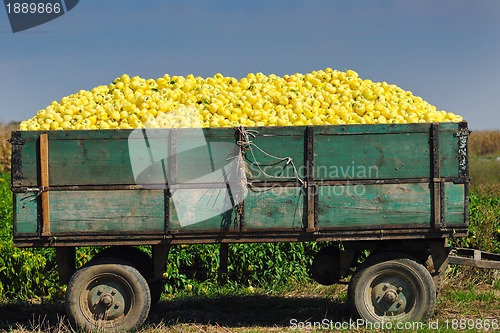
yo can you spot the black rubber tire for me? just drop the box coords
[348,253,436,323]
[91,246,163,309]
[311,246,341,285]
[401,250,445,295]
[65,258,151,332]
[92,247,153,277]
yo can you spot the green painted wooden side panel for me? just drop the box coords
[12,138,38,187]
[13,128,241,187]
[11,124,467,236]
[314,123,461,179]
[131,128,238,185]
[12,123,463,186]
[243,187,305,229]
[13,183,466,235]
[314,132,430,179]
[14,192,38,234]
[244,127,306,181]
[439,130,460,177]
[317,183,432,227]
[49,190,165,233]
[12,131,135,187]
[49,139,135,186]
[168,188,236,231]
[175,136,238,183]
[444,183,466,226]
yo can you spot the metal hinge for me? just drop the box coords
[454,127,471,138]
[455,127,470,178]
[8,137,26,145]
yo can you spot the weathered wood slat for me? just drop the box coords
[314,132,431,179]
[243,187,305,229]
[49,190,165,233]
[317,184,432,227]
[13,192,39,235]
[167,188,237,231]
[443,183,466,226]
[244,127,306,181]
[40,133,51,236]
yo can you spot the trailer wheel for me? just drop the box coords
[66,258,151,332]
[404,250,446,295]
[311,246,342,285]
[348,253,436,323]
[91,246,163,309]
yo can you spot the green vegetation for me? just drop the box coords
[162,241,320,297]
[450,194,500,254]
[449,287,495,304]
[0,173,60,300]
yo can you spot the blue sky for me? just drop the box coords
[1,0,499,130]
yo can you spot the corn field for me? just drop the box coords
[0,124,15,173]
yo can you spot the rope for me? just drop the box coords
[23,187,43,201]
[237,127,306,188]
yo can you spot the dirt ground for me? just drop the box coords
[1,281,499,333]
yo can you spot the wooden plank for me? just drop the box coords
[13,192,39,235]
[314,132,431,180]
[443,183,466,226]
[169,209,235,231]
[449,249,500,269]
[11,133,38,187]
[48,190,165,233]
[48,138,135,186]
[317,183,432,227]
[430,124,443,229]
[306,127,315,232]
[244,127,306,181]
[243,187,305,229]
[40,133,51,236]
[439,131,460,177]
[315,123,432,135]
[175,138,238,184]
[167,188,236,230]
[11,123,463,188]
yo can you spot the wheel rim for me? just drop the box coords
[80,273,134,327]
[363,269,416,319]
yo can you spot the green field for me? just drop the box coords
[0,129,499,332]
